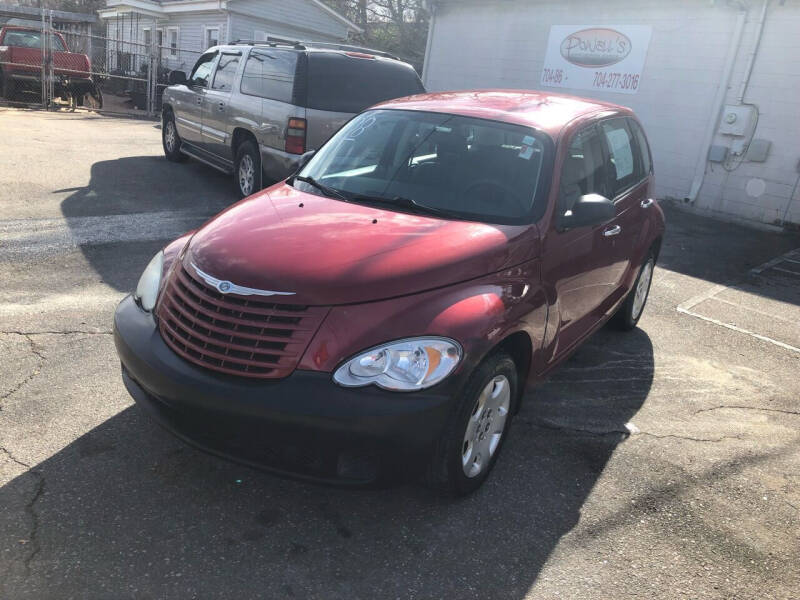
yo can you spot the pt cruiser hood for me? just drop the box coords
[185,183,540,306]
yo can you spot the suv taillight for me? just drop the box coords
[285,118,306,155]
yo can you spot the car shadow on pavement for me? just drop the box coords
[0,328,653,599]
[59,156,236,292]
[658,203,800,304]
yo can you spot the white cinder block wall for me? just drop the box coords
[423,0,800,227]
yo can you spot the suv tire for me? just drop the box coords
[426,351,518,496]
[162,112,185,162]
[234,139,261,198]
[611,253,655,331]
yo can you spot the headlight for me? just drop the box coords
[134,251,164,312]
[333,337,462,391]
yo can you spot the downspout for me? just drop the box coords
[737,0,769,104]
[421,1,437,87]
[687,5,747,203]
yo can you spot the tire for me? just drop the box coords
[611,253,655,331]
[162,112,185,162]
[234,139,261,198]
[426,352,518,496]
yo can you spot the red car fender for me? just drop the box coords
[298,258,547,389]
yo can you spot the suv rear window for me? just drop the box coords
[305,53,424,113]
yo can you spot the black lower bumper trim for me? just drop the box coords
[113,295,461,484]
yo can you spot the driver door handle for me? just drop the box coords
[603,225,622,237]
[641,198,654,209]
[196,96,202,105]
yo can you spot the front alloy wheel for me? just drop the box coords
[462,375,511,478]
[427,351,518,495]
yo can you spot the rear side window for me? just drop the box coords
[600,119,638,197]
[241,49,297,103]
[628,118,652,177]
[305,53,425,113]
[559,125,609,214]
[3,30,67,51]
[211,53,240,91]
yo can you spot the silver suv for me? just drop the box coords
[161,39,425,197]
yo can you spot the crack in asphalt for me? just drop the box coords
[0,333,45,403]
[694,405,800,417]
[0,446,45,577]
[526,419,742,443]
[0,330,113,336]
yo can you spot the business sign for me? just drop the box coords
[540,25,652,94]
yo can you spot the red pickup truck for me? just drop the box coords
[0,26,101,106]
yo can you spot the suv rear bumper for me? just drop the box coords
[260,143,301,182]
[113,295,459,485]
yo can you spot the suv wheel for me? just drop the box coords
[235,140,261,198]
[162,112,185,162]
[611,253,655,330]
[426,352,517,495]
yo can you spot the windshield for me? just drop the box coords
[3,30,67,51]
[294,109,551,223]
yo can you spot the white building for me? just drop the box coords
[422,0,800,228]
[98,0,361,74]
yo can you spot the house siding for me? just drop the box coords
[228,12,342,44]
[227,0,349,41]
[423,0,800,227]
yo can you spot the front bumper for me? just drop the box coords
[113,295,458,484]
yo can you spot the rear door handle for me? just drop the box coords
[196,96,202,105]
[218,101,225,111]
[641,198,654,209]
[603,225,622,237]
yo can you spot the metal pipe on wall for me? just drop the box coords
[737,0,769,104]
[687,6,748,203]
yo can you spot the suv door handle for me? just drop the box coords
[641,198,654,209]
[196,96,202,105]
[217,101,225,111]
[603,225,622,237]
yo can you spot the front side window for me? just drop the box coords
[188,52,217,88]
[211,53,240,91]
[295,109,552,224]
[559,125,609,215]
[600,119,638,197]
[240,49,297,103]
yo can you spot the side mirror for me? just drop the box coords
[168,70,187,86]
[560,193,616,230]
[295,150,316,173]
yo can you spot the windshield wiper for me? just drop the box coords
[348,193,461,219]
[293,176,351,203]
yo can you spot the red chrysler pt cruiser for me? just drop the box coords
[114,90,665,494]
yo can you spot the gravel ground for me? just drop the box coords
[0,107,798,600]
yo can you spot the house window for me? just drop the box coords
[143,27,151,46]
[204,26,220,49]
[166,27,178,57]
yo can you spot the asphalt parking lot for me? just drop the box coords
[1,107,799,599]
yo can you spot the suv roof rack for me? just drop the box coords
[230,37,400,61]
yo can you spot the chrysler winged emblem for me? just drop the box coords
[191,263,295,297]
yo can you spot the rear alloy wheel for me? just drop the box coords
[234,140,261,198]
[612,254,655,330]
[162,113,185,162]
[427,352,517,495]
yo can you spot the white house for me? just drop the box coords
[98,0,362,74]
[422,0,800,228]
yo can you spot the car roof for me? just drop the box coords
[372,90,632,138]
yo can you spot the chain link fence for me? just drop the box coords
[1,10,202,118]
